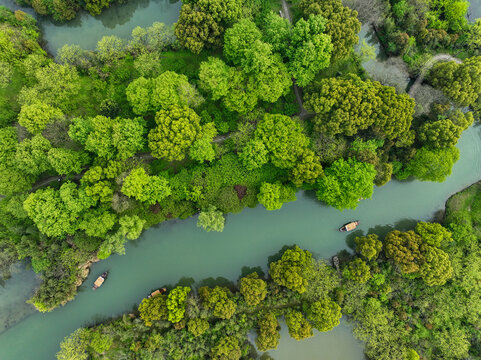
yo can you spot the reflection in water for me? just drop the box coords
[0,263,40,334]
[468,0,481,20]
[0,0,182,55]
[356,24,411,93]
[99,0,151,29]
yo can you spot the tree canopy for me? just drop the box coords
[148,106,206,161]
[287,14,333,86]
[269,246,313,293]
[316,157,376,210]
[430,56,481,106]
[305,75,414,139]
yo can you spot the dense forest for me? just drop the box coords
[57,182,481,359]
[1,0,481,357]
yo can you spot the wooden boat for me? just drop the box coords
[92,271,108,290]
[148,288,167,298]
[339,221,359,232]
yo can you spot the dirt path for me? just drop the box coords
[280,0,310,119]
[408,54,462,97]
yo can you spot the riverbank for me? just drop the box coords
[56,178,481,359]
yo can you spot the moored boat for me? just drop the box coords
[339,220,359,232]
[148,288,167,298]
[92,271,109,290]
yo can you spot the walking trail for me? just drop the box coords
[408,54,462,97]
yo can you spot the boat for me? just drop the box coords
[92,271,109,290]
[147,288,167,298]
[339,221,360,232]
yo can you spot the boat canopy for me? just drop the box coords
[94,277,105,287]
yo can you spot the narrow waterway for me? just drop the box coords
[1,1,481,359]
[1,124,480,359]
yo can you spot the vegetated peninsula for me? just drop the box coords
[1,0,481,357]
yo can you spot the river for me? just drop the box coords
[1,0,481,359]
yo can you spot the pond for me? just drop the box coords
[1,1,481,359]
[0,0,181,55]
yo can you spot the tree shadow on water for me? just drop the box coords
[267,244,297,265]
[197,277,235,292]
[345,229,364,250]
[240,266,265,279]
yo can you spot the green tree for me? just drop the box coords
[316,158,376,210]
[198,57,231,100]
[148,106,203,161]
[127,72,203,115]
[175,0,242,54]
[405,146,459,182]
[262,11,291,55]
[121,167,171,205]
[112,117,146,160]
[187,318,210,337]
[95,35,125,63]
[197,205,225,232]
[287,14,333,86]
[89,331,113,354]
[85,0,112,15]
[305,298,342,331]
[79,209,116,238]
[255,113,310,169]
[84,180,114,203]
[258,182,296,211]
[289,149,323,187]
[125,77,152,115]
[419,244,453,286]
[342,258,371,283]
[299,0,361,61]
[200,286,237,319]
[75,116,145,160]
[239,139,269,171]
[18,103,63,134]
[256,312,280,351]
[415,222,452,247]
[166,286,191,323]
[138,294,168,326]
[269,246,313,293]
[189,122,217,163]
[355,234,383,260]
[239,272,267,306]
[429,56,481,106]
[358,39,376,61]
[418,119,463,148]
[15,134,52,176]
[223,18,262,65]
[18,63,80,112]
[406,349,420,360]
[119,215,146,240]
[47,148,88,175]
[211,336,241,360]
[285,310,313,340]
[305,76,414,139]
[384,230,422,274]
[57,328,89,360]
[24,185,91,238]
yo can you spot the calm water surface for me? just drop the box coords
[0,0,181,55]
[1,1,481,359]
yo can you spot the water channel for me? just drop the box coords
[1,0,481,359]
